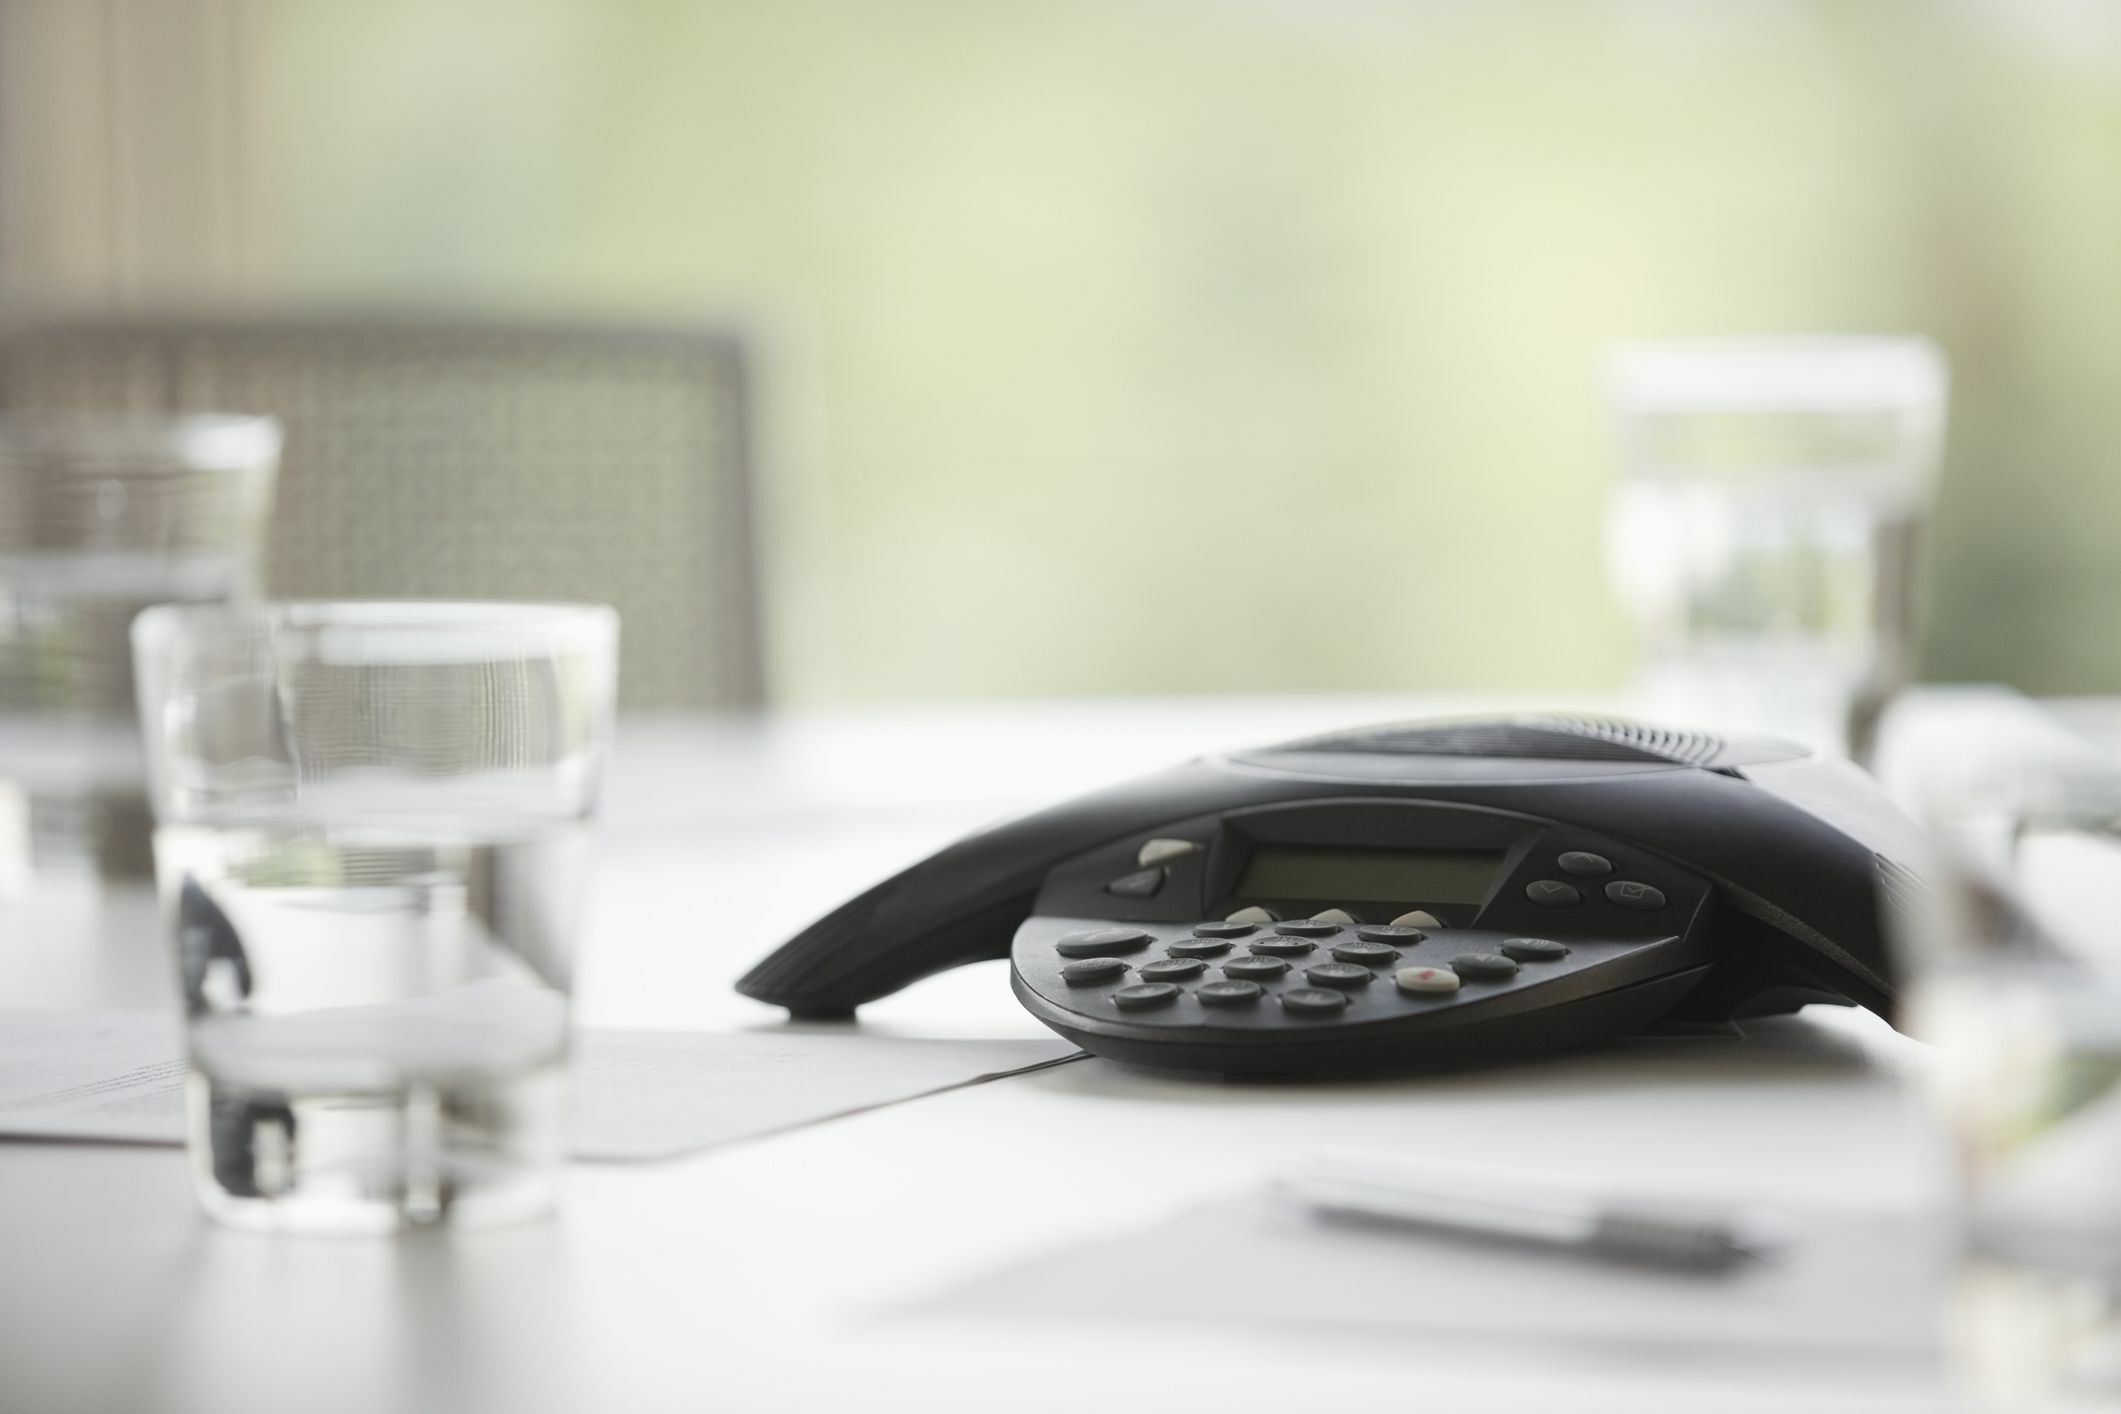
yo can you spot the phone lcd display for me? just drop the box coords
[1234,846,1504,905]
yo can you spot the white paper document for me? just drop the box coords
[908,1183,1945,1373]
[0,1009,1082,1161]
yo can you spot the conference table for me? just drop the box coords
[0,697,1951,1414]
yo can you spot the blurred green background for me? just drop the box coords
[26,0,2121,704]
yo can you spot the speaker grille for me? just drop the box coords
[1281,714,1728,766]
[1872,853,1927,938]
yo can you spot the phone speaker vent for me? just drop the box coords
[1872,853,1928,945]
[1288,715,1726,766]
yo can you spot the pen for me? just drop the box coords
[1272,1171,1774,1273]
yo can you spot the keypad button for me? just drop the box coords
[1306,963,1374,989]
[1102,869,1170,903]
[1279,987,1350,1016]
[1168,936,1234,957]
[1275,920,1340,938]
[1249,937,1317,957]
[1104,867,1165,899]
[1451,952,1521,980]
[1331,940,1402,966]
[1355,924,1424,944]
[1112,982,1182,1010]
[1224,955,1290,981]
[1390,910,1443,929]
[1500,937,1570,962]
[1524,880,1583,908]
[1225,905,1279,926]
[1197,980,1264,1007]
[1137,838,1200,869]
[1061,958,1129,986]
[1140,957,1208,982]
[1193,921,1257,939]
[1557,851,1613,878]
[1055,927,1154,958]
[1395,966,1461,996]
[1308,908,1359,927]
[1604,880,1667,910]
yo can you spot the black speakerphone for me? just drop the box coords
[739,715,1925,1076]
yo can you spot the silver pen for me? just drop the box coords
[1273,1172,1776,1272]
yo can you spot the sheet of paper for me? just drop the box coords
[0,1010,190,1145]
[0,1009,1082,1161]
[906,1179,1947,1373]
[567,1027,1083,1159]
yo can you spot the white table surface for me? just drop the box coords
[0,697,1950,1414]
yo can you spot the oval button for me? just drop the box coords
[1112,982,1182,1010]
[1103,867,1165,899]
[1136,838,1200,868]
[1055,927,1153,958]
[1305,963,1374,989]
[1523,880,1582,908]
[1279,987,1349,1016]
[1605,880,1667,910]
[1061,958,1129,986]
[1395,966,1461,996]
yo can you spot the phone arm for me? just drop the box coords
[736,763,1252,1017]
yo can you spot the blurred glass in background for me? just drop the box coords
[0,416,279,890]
[0,0,2117,710]
[1606,337,1945,754]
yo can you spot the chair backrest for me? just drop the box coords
[0,318,763,709]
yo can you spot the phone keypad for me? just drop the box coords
[1031,918,1601,1025]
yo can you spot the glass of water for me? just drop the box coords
[1605,338,1946,756]
[1891,726,2121,1407]
[131,601,618,1234]
[0,415,279,890]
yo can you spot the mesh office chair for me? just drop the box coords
[0,319,763,709]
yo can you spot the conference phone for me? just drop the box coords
[739,715,1924,1076]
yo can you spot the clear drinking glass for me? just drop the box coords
[1889,725,2121,1407]
[0,414,279,890]
[131,601,618,1234]
[1605,338,1946,757]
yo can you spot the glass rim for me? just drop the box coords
[1607,335,1948,413]
[133,599,620,653]
[0,412,283,470]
